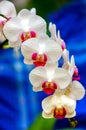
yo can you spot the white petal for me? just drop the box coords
[57,30,63,45]
[65,111,76,118]
[42,111,53,118]
[69,81,85,100]
[62,49,69,63]
[32,86,42,92]
[30,8,36,15]
[53,68,71,89]
[24,58,33,64]
[29,67,47,88]
[49,22,57,41]
[21,38,41,57]
[0,32,6,42]
[45,39,62,61]
[3,17,23,42]
[45,62,57,72]
[69,55,75,77]
[61,95,76,114]
[42,95,55,114]
[18,9,46,33]
[0,1,16,17]
[9,39,21,48]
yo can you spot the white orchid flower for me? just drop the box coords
[62,49,80,80]
[42,94,76,119]
[21,35,62,66]
[64,80,85,100]
[49,22,66,51]
[0,0,16,42]
[29,62,71,94]
[3,9,46,48]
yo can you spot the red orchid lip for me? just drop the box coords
[42,81,57,94]
[54,106,66,119]
[32,52,47,67]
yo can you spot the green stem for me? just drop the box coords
[0,39,8,49]
[0,14,8,20]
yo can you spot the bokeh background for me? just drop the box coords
[0,0,86,130]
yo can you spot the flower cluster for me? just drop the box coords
[1,0,85,120]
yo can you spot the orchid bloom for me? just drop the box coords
[21,35,62,66]
[49,22,66,51]
[42,94,76,119]
[29,63,71,94]
[62,49,80,80]
[0,0,16,42]
[3,9,46,48]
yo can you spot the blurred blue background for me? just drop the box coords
[0,0,86,130]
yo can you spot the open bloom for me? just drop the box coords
[62,49,80,80]
[29,63,71,94]
[0,0,16,42]
[3,9,46,48]
[42,94,76,119]
[21,35,62,66]
[49,22,66,51]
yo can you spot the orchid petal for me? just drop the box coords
[61,95,76,114]
[42,111,53,118]
[30,8,36,15]
[46,39,62,61]
[29,67,46,88]
[9,39,21,48]
[69,55,75,77]
[49,22,57,41]
[0,0,16,17]
[18,9,46,33]
[24,58,33,64]
[69,81,85,100]
[3,17,23,42]
[32,86,42,92]
[53,68,71,89]
[42,95,55,113]
[65,111,76,118]
[62,49,69,64]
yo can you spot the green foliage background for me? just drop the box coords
[26,0,75,19]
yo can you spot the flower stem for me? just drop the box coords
[0,14,8,20]
[0,39,8,49]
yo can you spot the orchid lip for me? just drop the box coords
[54,106,66,119]
[32,52,47,67]
[21,30,36,42]
[42,81,57,94]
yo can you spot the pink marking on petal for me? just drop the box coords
[0,20,6,28]
[73,75,80,81]
[30,31,36,38]
[32,52,38,60]
[73,67,78,76]
[61,41,66,51]
[21,32,25,42]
